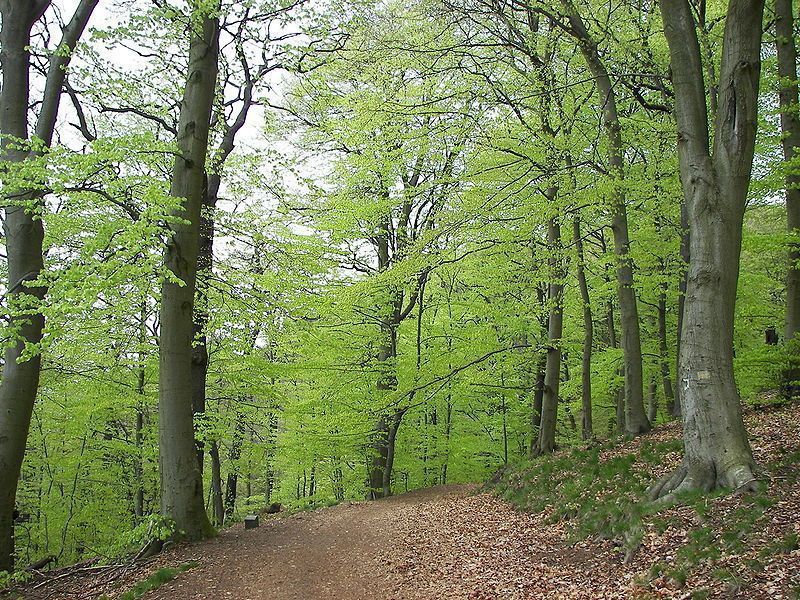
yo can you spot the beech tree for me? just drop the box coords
[0,0,98,571]
[158,2,220,539]
[650,0,764,498]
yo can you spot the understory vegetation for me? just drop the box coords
[491,401,800,597]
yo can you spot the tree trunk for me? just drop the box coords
[604,290,625,435]
[537,206,564,455]
[209,441,224,526]
[223,470,237,523]
[264,412,278,503]
[500,389,509,464]
[658,283,676,415]
[223,415,244,522]
[158,7,219,540]
[0,0,97,572]
[369,415,390,499]
[368,202,417,499]
[777,0,800,378]
[560,0,650,436]
[675,202,689,417]
[529,283,548,454]
[652,0,763,499]
[573,218,594,440]
[369,408,405,499]
[332,459,344,501]
[190,175,221,473]
[441,395,453,484]
[647,375,658,423]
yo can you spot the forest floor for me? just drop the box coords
[8,400,800,600]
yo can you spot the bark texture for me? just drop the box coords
[674,202,689,418]
[652,0,764,499]
[191,63,257,470]
[0,0,97,572]
[158,9,219,540]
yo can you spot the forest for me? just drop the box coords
[0,0,799,597]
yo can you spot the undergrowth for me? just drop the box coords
[489,433,799,595]
[492,438,683,545]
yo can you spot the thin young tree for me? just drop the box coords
[552,0,651,435]
[573,217,594,440]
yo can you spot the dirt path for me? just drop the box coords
[134,483,628,600]
[14,483,620,600]
[145,484,475,600]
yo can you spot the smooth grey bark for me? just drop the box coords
[776,0,800,344]
[0,0,97,572]
[537,194,564,455]
[158,9,219,540]
[191,66,258,470]
[573,218,594,440]
[651,0,763,499]
[557,0,651,436]
[190,175,219,474]
[674,203,689,417]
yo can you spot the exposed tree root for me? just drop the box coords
[648,461,761,503]
[626,421,652,437]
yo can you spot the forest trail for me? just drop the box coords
[130,483,625,600]
[148,484,481,600]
